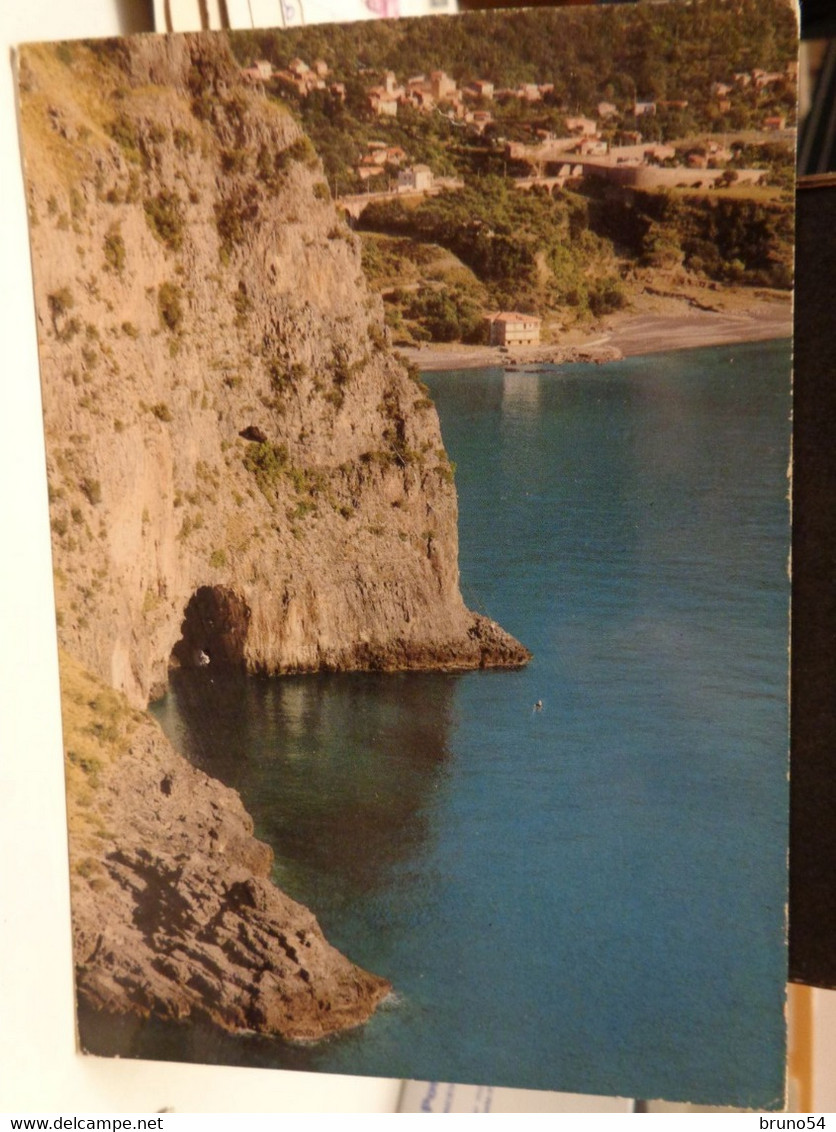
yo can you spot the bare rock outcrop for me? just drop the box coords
[18,32,528,1041]
[18,34,530,709]
[65,654,390,1039]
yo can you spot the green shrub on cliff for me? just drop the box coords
[214,186,260,260]
[158,282,184,332]
[144,190,186,252]
[103,225,126,275]
[106,112,142,164]
[243,439,290,496]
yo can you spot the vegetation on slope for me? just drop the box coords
[358,178,626,323]
[222,1,796,341]
[583,181,795,288]
[229,0,797,186]
[61,651,144,883]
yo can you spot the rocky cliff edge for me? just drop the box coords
[18,32,528,1042]
[18,34,530,709]
[63,654,390,1040]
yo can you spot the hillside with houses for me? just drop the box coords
[233,33,795,198]
[229,1,796,345]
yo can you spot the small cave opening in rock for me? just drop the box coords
[170,586,251,670]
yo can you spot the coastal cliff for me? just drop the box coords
[19,32,527,1042]
[63,654,390,1040]
[19,34,529,709]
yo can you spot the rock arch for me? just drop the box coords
[170,586,251,669]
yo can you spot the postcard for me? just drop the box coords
[16,0,797,1107]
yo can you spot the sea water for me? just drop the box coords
[96,340,790,1105]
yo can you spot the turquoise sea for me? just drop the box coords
[85,339,791,1106]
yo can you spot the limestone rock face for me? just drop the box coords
[19,33,529,709]
[19,32,528,1043]
[64,658,390,1040]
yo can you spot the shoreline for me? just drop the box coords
[399,295,792,372]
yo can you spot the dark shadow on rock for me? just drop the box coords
[171,585,251,669]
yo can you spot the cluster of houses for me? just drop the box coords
[241,55,795,196]
[710,65,794,121]
[503,90,793,192]
[242,56,347,103]
[506,132,769,192]
[353,141,438,192]
[239,54,794,347]
[364,68,509,133]
[243,55,795,132]
[355,140,407,181]
[594,66,795,126]
[243,55,558,135]
[251,55,794,133]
